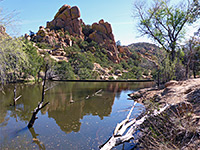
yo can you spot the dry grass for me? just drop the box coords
[136,102,200,150]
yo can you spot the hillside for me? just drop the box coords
[22,4,161,81]
[128,42,161,56]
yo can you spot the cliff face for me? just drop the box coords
[28,4,130,63]
[46,4,84,39]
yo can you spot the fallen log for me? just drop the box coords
[99,102,170,150]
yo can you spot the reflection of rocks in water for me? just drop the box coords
[48,101,83,133]
[0,110,8,125]
[82,92,114,120]
[47,91,115,133]
[0,81,154,135]
[46,82,154,134]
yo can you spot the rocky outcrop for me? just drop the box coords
[31,26,73,48]
[93,63,121,80]
[86,19,121,63]
[46,4,83,39]
[28,4,132,64]
[89,19,115,44]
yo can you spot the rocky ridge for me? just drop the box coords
[26,4,130,64]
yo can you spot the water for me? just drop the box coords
[0,81,154,150]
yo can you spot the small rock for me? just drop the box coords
[165,80,178,88]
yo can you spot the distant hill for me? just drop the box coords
[128,42,162,57]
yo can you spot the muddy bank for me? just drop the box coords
[128,78,200,149]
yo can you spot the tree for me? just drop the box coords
[22,38,44,82]
[0,1,19,36]
[134,0,200,61]
[184,28,200,79]
[0,35,29,84]
[116,40,121,46]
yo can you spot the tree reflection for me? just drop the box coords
[29,127,46,150]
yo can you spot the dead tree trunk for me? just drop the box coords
[11,85,22,106]
[28,64,49,128]
[99,103,170,150]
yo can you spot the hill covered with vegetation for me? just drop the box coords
[20,4,160,81]
[1,3,199,84]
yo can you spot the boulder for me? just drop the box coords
[92,23,107,34]
[37,27,47,37]
[24,33,31,40]
[56,18,65,28]
[54,4,71,19]
[46,4,83,39]
[107,51,119,63]
[89,31,104,43]
[70,6,80,19]
[57,13,68,22]
[165,80,178,88]
[62,7,71,18]
[0,25,6,33]
[103,22,112,34]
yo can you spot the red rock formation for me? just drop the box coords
[46,4,83,39]
[29,4,132,64]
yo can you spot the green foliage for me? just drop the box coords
[134,0,200,61]
[69,53,94,74]
[36,42,52,49]
[22,38,44,81]
[54,61,76,80]
[78,68,92,79]
[151,55,185,83]
[0,36,29,83]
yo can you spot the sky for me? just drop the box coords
[1,0,199,46]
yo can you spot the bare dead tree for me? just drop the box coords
[99,102,170,150]
[10,85,22,106]
[27,64,49,128]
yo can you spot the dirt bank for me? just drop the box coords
[128,78,200,149]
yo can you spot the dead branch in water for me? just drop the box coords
[28,64,49,128]
[86,89,103,99]
[99,102,170,150]
[10,85,22,106]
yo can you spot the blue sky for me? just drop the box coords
[1,0,198,45]
[1,0,153,45]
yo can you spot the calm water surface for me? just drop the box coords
[0,81,154,150]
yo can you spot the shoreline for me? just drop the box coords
[50,79,154,82]
[127,78,200,149]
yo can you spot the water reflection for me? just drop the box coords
[0,81,154,149]
[29,127,46,150]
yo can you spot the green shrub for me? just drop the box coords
[36,42,52,49]
[78,68,92,79]
[54,61,76,80]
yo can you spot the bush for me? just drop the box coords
[54,61,76,80]
[36,42,52,49]
[22,38,44,81]
[78,68,92,79]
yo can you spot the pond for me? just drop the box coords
[0,81,154,150]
